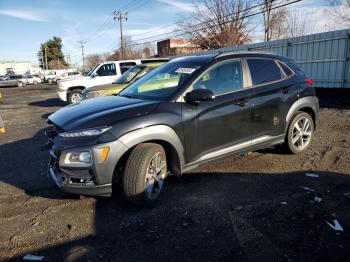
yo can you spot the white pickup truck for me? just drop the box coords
[57,59,169,104]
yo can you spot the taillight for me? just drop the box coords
[305,78,314,87]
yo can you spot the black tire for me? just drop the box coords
[17,81,24,87]
[284,111,314,154]
[123,143,167,207]
[68,89,83,104]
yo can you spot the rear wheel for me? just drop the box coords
[48,78,52,84]
[17,81,23,87]
[123,143,167,206]
[33,80,38,85]
[284,112,314,154]
[68,89,83,104]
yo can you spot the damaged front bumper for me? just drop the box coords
[47,138,129,197]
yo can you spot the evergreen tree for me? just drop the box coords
[38,37,68,69]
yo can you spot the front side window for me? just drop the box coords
[97,63,116,76]
[120,62,203,100]
[247,59,283,86]
[193,59,243,95]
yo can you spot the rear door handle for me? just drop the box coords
[281,87,289,94]
[234,98,249,107]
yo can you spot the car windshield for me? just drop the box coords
[114,65,143,84]
[86,65,98,76]
[119,62,203,100]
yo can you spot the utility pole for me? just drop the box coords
[66,53,71,68]
[78,40,87,68]
[44,44,48,70]
[113,11,127,60]
[40,51,44,70]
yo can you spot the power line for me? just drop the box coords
[127,0,151,12]
[103,0,283,52]
[113,11,128,59]
[104,0,301,54]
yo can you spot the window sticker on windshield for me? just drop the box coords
[175,67,197,74]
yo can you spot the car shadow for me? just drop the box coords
[316,88,350,109]
[28,98,67,108]
[1,129,350,261]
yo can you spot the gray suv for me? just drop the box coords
[46,52,319,206]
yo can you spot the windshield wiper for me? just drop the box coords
[118,93,137,99]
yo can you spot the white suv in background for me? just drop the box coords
[57,59,169,104]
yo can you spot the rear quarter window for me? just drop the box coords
[277,61,294,77]
[247,58,283,86]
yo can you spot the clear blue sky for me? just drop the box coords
[0,0,342,66]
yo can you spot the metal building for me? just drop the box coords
[187,29,350,88]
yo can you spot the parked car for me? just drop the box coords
[26,75,41,85]
[53,71,82,84]
[57,58,169,104]
[0,75,27,87]
[46,52,319,206]
[82,62,167,100]
[43,71,57,83]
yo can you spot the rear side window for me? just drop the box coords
[247,59,283,86]
[278,61,294,77]
[120,62,137,74]
[97,63,116,76]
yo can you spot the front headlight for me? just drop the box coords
[63,151,92,164]
[59,126,111,138]
[86,90,106,99]
[57,83,65,91]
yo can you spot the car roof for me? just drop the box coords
[171,51,289,63]
[170,54,217,63]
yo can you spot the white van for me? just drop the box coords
[57,59,169,104]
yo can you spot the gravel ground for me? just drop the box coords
[0,84,350,261]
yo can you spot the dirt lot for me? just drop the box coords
[0,84,350,261]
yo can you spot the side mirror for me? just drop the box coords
[92,73,98,78]
[184,89,215,105]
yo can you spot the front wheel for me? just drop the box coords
[48,79,52,84]
[123,143,167,206]
[17,81,24,87]
[33,80,38,85]
[68,89,83,104]
[284,112,314,154]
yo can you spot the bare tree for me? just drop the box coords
[327,0,350,26]
[85,54,104,68]
[284,10,313,38]
[178,0,254,49]
[261,0,291,41]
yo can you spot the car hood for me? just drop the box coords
[60,76,88,85]
[49,95,159,131]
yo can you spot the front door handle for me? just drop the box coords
[234,98,249,107]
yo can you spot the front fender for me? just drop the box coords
[119,125,185,166]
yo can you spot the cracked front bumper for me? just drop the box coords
[48,139,129,196]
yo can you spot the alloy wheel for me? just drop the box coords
[71,93,82,104]
[292,117,312,150]
[145,152,166,200]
